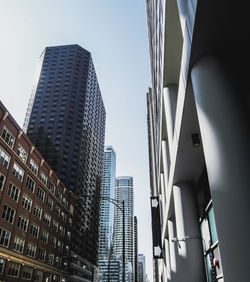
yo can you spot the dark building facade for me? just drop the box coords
[23,45,106,269]
[0,101,75,281]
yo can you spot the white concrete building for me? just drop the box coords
[146,1,250,282]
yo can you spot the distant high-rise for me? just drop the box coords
[134,216,138,282]
[24,44,106,267]
[98,146,116,259]
[138,254,146,282]
[114,176,134,281]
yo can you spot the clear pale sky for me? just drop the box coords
[0,1,153,279]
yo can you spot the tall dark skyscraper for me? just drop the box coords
[23,44,106,268]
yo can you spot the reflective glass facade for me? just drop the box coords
[98,146,116,259]
[113,176,134,281]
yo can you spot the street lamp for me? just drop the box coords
[78,196,125,282]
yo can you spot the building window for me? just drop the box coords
[54,205,60,217]
[43,213,51,226]
[37,247,46,261]
[37,187,45,202]
[61,211,67,222]
[1,127,15,148]
[17,144,28,163]
[0,228,11,247]
[7,261,20,278]
[46,196,53,210]
[47,253,54,265]
[51,236,57,248]
[26,175,36,193]
[2,205,15,224]
[39,171,47,186]
[29,159,39,175]
[0,146,11,168]
[48,181,55,194]
[66,231,71,241]
[33,269,43,282]
[0,258,6,275]
[33,205,43,220]
[26,243,36,258]
[30,223,39,238]
[17,215,29,232]
[13,236,25,253]
[22,265,33,280]
[0,173,6,190]
[8,183,20,202]
[40,230,49,243]
[13,162,24,181]
[52,220,59,232]
[22,194,32,211]
[55,256,60,268]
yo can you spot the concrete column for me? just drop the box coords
[191,55,250,282]
[167,220,177,280]
[164,238,171,281]
[160,173,166,208]
[163,85,178,153]
[173,182,206,282]
[161,139,170,191]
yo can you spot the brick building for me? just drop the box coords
[0,101,75,282]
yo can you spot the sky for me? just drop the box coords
[0,0,153,279]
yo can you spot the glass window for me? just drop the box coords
[39,171,47,186]
[37,187,45,202]
[0,228,11,247]
[13,162,24,181]
[26,175,36,193]
[0,173,6,190]
[26,243,36,258]
[29,159,39,175]
[1,126,15,148]
[208,207,218,244]
[8,183,20,202]
[52,220,59,232]
[46,196,53,210]
[2,205,15,224]
[7,261,20,277]
[43,213,51,226]
[33,269,43,282]
[17,144,28,163]
[47,253,54,265]
[13,236,25,253]
[0,146,11,168]
[48,181,55,194]
[33,205,43,220]
[17,215,29,232]
[22,194,32,211]
[0,258,6,275]
[30,223,39,238]
[40,230,49,243]
[37,247,46,261]
[22,265,33,280]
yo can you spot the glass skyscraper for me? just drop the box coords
[23,44,106,270]
[98,146,116,259]
[113,176,134,281]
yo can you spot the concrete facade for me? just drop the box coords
[146,0,250,281]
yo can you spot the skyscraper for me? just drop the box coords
[95,146,116,281]
[134,216,138,282]
[138,254,146,282]
[23,44,106,269]
[98,146,116,259]
[113,176,134,281]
